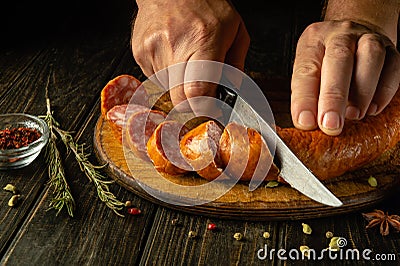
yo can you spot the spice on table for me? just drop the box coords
[368,176,378,187]
[233,232,243,241]
[0,127,41,149]
[265,181,280,188]
[171,218,180,226]
[8,194,21,207]
[302,223,312,235]
[127,207,141,215]
[207,223,217,231]
[188,230,197,238]
[3,183,18,194]
[325,231,334,239]
[262,232,270,239]
[362,209,400,236]
[299,245,311,258]
[328,237,342,250]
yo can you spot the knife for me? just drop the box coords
[217,85,343,207]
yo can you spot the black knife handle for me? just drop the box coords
[216,85,238,124]
[216,85,238,107]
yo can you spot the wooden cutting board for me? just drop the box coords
[93,77,400,221]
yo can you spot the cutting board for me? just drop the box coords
[93,77,400,221]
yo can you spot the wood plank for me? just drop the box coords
[140,191,400,265]
[140,207,281,265]
[1,103,157,265]
[0,30,133,257]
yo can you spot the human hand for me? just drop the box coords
[291,20,399,136]
[131,0,250,113]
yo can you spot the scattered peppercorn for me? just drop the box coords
[325,231,334,239]
[0,127,41,150]
[262,232,270,239]
[207,223,217,231]
[233,232,243,241]
[127,207,141,215]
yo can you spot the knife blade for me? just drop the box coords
[217,85,343,207]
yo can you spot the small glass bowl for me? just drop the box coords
[0,113,49,169]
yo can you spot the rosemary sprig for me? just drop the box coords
[42,95,125,217]
[53,125,125,217]
[43,98,75,217]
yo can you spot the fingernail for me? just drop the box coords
[345,106,360,120]
[367,103,378,116]
[322,111,341,130]
[298,110,316,129]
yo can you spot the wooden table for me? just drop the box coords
[1,1,399,265]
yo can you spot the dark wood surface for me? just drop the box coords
[1,1,399,265]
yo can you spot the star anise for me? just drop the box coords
[362,209,400,236]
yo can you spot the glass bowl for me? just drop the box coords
[0,113,49,169]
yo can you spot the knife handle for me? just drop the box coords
[216,85,238,124]
[216,85,237,107]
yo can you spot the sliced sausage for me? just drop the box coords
[101,74,148,116]
[125,109,167,161]
[180,120,224,181]
[277,91,400,181]
[219,122,280,182]
[106,104,149,130]
[147,120,191,175]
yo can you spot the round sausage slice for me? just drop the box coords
[106,104,149,130]
[180,120,224,181]
[147,120,190,175]
[101,74,148,116]
[125,109,167,161]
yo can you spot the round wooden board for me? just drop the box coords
[94,116,400,221]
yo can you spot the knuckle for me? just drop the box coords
[293,62,321,77]
[302,22,323,36]
[326,34,355,59]
[322,88,348,102]
[358,34,385,54]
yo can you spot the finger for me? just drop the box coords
[347,33,386,120]
[225,20,250,71]
[184,57,222,116]
[131,28,156,78]
[169,62,191,112]
[319,34,356,136]
[369,45,400,115]
[224,20,250,90]
[291,24,324,131]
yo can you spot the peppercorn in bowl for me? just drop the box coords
[0,113,49,169]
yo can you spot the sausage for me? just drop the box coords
[106,104,149,130]
[219,122,280,182]
[277,91,400,181]
[125,109,167,161]
[147,120,191,175]
[180,120,224,181]
[101,74,149,116]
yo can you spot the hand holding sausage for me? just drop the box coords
[291,0,400,136]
